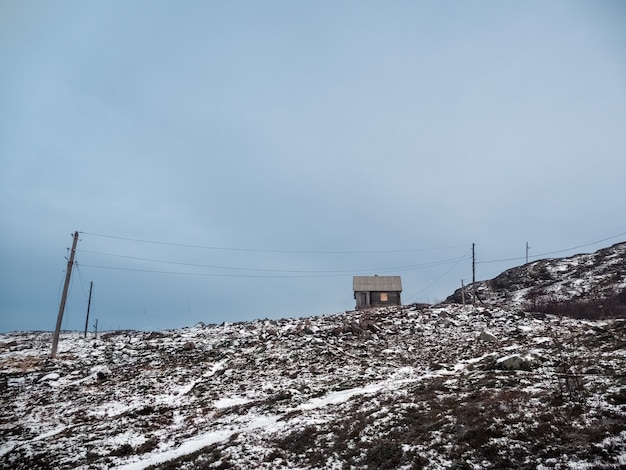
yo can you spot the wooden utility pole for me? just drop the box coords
[472,243,476,284]
[51,231,79,358]
[526,242,530,264]
[83,281,93,338]
[472,243,476,303]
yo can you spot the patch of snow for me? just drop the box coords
[214,396,253,409]
[39,372,60,381]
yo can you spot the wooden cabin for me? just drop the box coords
[353,275,402,309]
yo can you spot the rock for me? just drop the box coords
[478,330,499,342]
[183,341,195,350]
[146,331,167,340]
[40,372,60,382]
[90,365,111,381]
[301,321,319,335]
[330,326,345,337]
[496,354,534,371]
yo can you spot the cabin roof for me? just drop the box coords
[353,275,402,292]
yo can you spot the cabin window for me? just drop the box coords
[380,293,388,301]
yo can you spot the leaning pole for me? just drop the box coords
[51,231,79,358]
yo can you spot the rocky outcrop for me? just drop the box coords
[445,242,626,316]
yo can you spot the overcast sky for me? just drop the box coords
[1,1,625,333]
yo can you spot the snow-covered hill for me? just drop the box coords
[1,303,625,469]
[447,242,626,316]
[2,242,626,469]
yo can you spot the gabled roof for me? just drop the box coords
[353,275,402,292]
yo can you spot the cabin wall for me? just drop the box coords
[355,291,370,309]
[354,291,401,309]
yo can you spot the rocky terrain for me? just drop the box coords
[1,243,625,469]
[447,242,626,318]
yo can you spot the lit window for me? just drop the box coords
[380,293,388,301]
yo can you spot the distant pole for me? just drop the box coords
[84,282,93,338]
[472,243,475,285]
[472,243,476,303]
[93,319,98,340]
[526,242,530,264]
[51,231,79,358]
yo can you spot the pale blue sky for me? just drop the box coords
[1,1,625,332]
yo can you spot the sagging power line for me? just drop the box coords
[79,231,467,255]
[476,231,626,265]
[72,229,624,310]
[78,249,471,277]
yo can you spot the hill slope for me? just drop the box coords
[1,242,626,469]
[446,242,626,317]
[1,303,625,469]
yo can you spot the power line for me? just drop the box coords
[78,253,471,279]
[78,263,358,278]
[476,255,526,265]
[477,232,626,265]
[79,231,467,255]
[77,228,624,302]
[79,249,470,275]
[529,232,626,259]
[404,248,472,302]
[73,264,91,299]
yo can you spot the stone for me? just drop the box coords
[496,354,534,371]
[478,330,498,342]
[89,365,111,382]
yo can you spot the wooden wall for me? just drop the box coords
[355,291,401,309]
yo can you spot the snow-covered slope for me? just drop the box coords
[447,242,626,313]
[1,304,625,469]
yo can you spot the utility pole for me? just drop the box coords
[472,243,476,303]
[84,281,93,338]
[472,243,475,285]
[51,231,79,358]
[526,242,530,264]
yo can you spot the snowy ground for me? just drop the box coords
[450,242,626,311]
[1,304,625,469]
